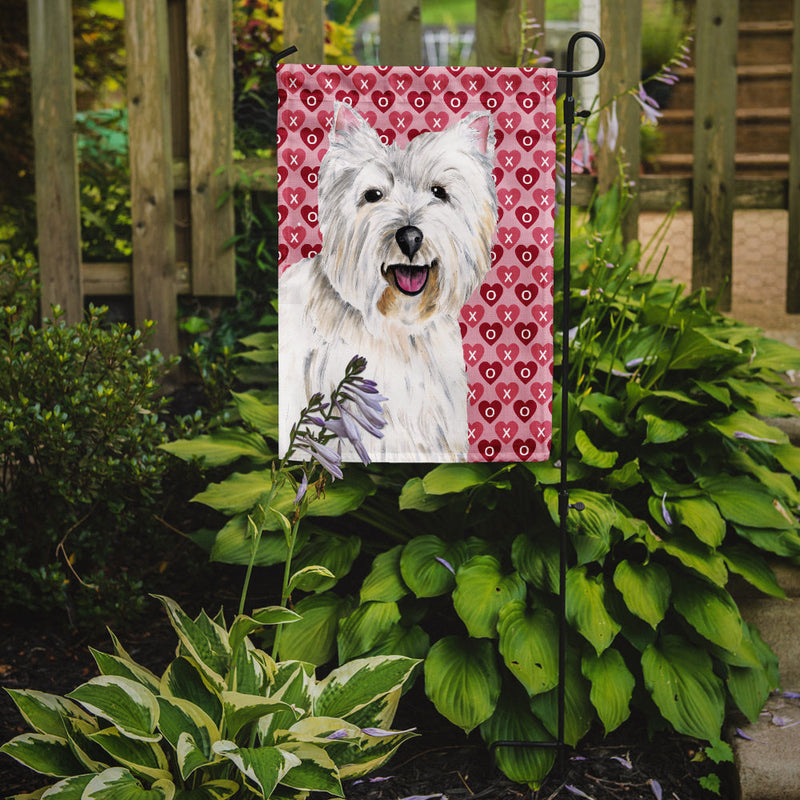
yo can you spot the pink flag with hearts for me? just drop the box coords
[277,64,557,464]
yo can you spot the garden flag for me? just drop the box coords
[278,64,557,463]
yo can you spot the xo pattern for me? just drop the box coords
[277,64,557,463]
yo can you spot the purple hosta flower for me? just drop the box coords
[323,401,372,466]
[783,691,800,699]
[361,726,416,737]
[435,556,455,574]
[294,434,343,480]
[293,471,308,505]
[341,379,388,433]
[649,779,663,800]
[611,755,633,769]
[633,83,662,125]
[735,727,757,741]
[734,431,779,444]
[572,124,593,173]
[326,729,351,740]
[597,100,619,153]
[565,786,595,799]
[351,776,394,786]
[661,492,673,526]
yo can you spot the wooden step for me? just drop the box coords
[738,20,794,66]
[661,64,793,112]
[649,152,790,178]
[738,0,794,22]
[658,107,791,155]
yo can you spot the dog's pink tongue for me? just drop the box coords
[395,265,428,294]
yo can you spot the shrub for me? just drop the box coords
[0,253,174,622]
[170,184,800,788]
[1,595,419,798]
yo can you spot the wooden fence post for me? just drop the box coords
[598,0,641,244]
[692,0,738,312]
[475,0,530,67]
[284,0,325,64]
[126,0,178,356]
[787,0,800,313]
[379,0,422,66]
[187,0,235,295]
[28,0,83,324]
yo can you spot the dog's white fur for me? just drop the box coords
[280,102,498,462]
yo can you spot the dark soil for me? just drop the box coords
[1,585,733,800]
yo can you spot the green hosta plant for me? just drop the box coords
[274,186,800,788]
[1,595,419,799]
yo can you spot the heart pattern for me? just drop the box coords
[277,65,557,463]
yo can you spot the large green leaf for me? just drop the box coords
[612,560,670,629]
[528,649,593,747]
[421,463,494,494]
[581,649,634,734]
[580,392,627,436]
[212,741,299,797]
[480,681,555,789]
[360,546,409,603]
[672,575,743,653]
[399,536,468,598]
[452,556,526,639]
[668,328,743,371]
[643,414,688,445]
[733,524,800,558]
[160,428,272,467]
[544,488,617,565]
[496,601,558,696]
[511,534,559,594]
[231,391,279,438]
[720,543,786,598]
[291,535,361,592]
[398,477,451,511]
[668,497,726,547]
[709,409,789,445]
[67,677,160,742]
[424,636,501,734]
[337,601,402,662]
[700,474,797,529]
[575,429,618,468]
[645,527,728,586]
[725,378,799,418]
[277,593,351,665]
[0,733,85,777]
[641,634,725,741]
[565,566,621,655]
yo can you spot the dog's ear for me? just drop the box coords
[456,111,495,157]
[330,101,379,144]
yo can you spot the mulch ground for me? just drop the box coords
[0,582,732,800]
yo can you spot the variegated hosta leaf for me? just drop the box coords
[4,689,93,737]
[228,610,299,657]
[221,691,299,740]
[160,657,222,727]
[66,676,160,742]
[230,640,276,696]
[88,727,171,782]
[258,662,315,745]
[39,773,94,798]
[156,696,219,778]
[276,741,344,796]
[641,634,725,741]
[480,681,555,790]
[170,779,239,799]
[154,596,231,690]
[424,636,501,734]
[61,716,106,773]
[212,740,300,798]
[0,732,85,777]
[334,726,418,781]
[565,566,621,655]
[581,649,635,735]
[496,601,559,697]
[452,556,526,639]
[90,648,161,694]
[360,545,409,603]
[81,767,174,799]
[612,560,670,629]
[313,656,420,721]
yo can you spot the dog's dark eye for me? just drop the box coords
[431,185,448,201]
[363,188,383,203]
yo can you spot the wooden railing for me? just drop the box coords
[27,0,800,355]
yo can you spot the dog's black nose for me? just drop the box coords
[396,226,423,260]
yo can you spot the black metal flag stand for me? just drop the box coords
[273,30,607,779]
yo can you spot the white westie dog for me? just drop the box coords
[280,101,498,462]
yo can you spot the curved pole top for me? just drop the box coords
[558,31,605,80]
